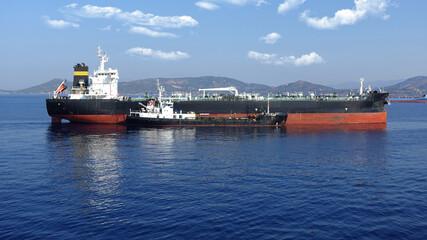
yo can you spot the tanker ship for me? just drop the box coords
[171,78,389,125]
[47,47,389,125]
[46,46,142,123]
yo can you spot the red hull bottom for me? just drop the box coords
[286,112,387,124]
[196,112,387,125]
[51,112,386,125]
[285,123,387,133]
[50,114,127,124]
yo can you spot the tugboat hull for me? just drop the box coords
[127,113,287,127]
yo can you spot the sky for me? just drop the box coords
[0,0,426,90]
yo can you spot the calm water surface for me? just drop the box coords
[0,94,426,239]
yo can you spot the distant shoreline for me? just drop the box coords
[1,75,426,97]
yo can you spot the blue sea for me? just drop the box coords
[1,94,426,239]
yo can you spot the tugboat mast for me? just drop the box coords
[157,78,165,108]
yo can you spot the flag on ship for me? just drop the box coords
[54,80,67,96]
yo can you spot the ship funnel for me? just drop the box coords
[73,63,89,88]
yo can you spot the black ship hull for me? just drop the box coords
[46,98,142,123]
[46,93,388,125]
[172,93,389,124]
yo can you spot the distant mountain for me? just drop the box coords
[15,78,66,94]
[275,80,339,95]
[119,77,347,96]
[330,79,402,89]
[0,89,13,94]
[119,76,273,95]
[3,75,426,97]
[385,76,427,96]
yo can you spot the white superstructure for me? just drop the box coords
[130,100,196,120]
[129,80,196,120]
[69,46,119,100]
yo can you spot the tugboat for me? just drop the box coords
[127,80,287,127]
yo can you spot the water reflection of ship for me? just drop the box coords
[284,123,387,134]
[127,124,388,197]
[128,125,283,139]
[48,123,127,135]
[46,121,389,213]
[129,127,197,161]
[127,123,386,136]
[47,123,126,212]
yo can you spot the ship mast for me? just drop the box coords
[359,77,364,95]
[157,79,165,108]
[97,45,109,72]
[267,92,270,114]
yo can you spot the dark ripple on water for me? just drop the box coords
[1,95,427,239]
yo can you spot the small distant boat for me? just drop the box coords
[127,81,287,127]
[389,95,427,103]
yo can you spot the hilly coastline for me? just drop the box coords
[3,76,427,97]
[385,76,427,96]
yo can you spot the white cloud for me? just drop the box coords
[118,11,198,28]
[43,16,79,29]
[291,52,324,66]
[248,50,324,66]
[260,32,281,44]
[300,0,391,29]
[99,25,112,31]
[195,1,220,10]
[65,3,78,8]
[248,51,285,65]
[129,26,178,38]
[256,0,268,7]
[126,47,190,60]
[278,0,306,15]
[195,0,267,8]
[56,4,198,37]
[64,4,198,29]
[226,0,267,6]
[79,4,122,18]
